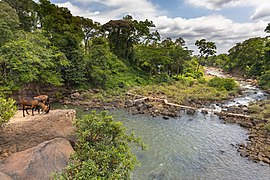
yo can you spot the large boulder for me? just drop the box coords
[0,172,13,180]
[0,109,76,155]
[0,138,74,180]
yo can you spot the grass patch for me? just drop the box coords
[128,79,234,105]
[248,100,270,121]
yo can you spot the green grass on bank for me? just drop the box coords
[248,100,270,131]
[126,77,239,105]
[77,73,240,106]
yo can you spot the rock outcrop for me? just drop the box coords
[0,109,76,156]
[0,138,74,180]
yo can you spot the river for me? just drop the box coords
[53,68,269,179]
[110,68,269,180]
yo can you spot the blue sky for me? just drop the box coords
[51,0,270,53]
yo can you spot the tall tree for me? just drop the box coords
[0,1,20,46]
[3,0,37,31]
[195,39,216,71]
[37,0,85,86]
[102,15,159,62]
[80,17,101,54]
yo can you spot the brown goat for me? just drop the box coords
[34,95,50,105]
[34,95,50,113]
[20,98,50,117]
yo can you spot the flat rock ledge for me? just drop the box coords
[0,109,76,158]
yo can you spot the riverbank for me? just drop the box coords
[226,99,270,164]
[63,69,241,117]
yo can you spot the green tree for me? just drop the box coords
[37,0,85,86]
[85,37,128,88]
[3,0,37,31]
[134,44,171,76]
[0,31,67,90]
[102,15,159,61]
[80,17,101,54]
[169,38,192,76]
[57,111,146,180]
[228,37,266,76]
[195,39,216,71]
[259,70,270,89]
[0,1,20,46]
[0,97,16,127]
[37,0,84,55]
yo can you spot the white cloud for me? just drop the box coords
[184,0,239,10]
[154,15,267,53]
[56,0,160,23]
[185,0,270,21]
[56,1,100,16]
[250,2,270,21]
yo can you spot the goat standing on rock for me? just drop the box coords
[20,97,50,117]
[34,95,50,106]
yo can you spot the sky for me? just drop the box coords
[50,0,270,54]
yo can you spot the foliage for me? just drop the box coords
[56,111,146,180]
[248,100,270,121]
[209,29,270,90]
[152,73,173,84]
[129,79,232,104]
[259,70,270,89]
[0,1,20,46]
[0,97,17,126]
[208,77,238,91]
[227,37,267,76]
[80,17,101,54]
[195,39,217,58]
[102,15,159,61]
[0,31,66,90]
[206,54,229,68]
[3,0,37,31]
[195,39,216,71]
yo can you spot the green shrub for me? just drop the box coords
[56,111,146,180]
[208,77,238,91]
[184,70,203,79]
[248,104,262,114]
[266,123,270,132]
[0,97,17,126]
[153,73,172,83]
[259,70,270,89]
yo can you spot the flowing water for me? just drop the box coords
[112,110,269,180]
[53,68,270,179]
[110,68,269,180]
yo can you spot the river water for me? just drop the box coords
[110,68,270,180]
[53,69,269,179]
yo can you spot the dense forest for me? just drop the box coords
[0,0,212,94]
[1,0,269,96]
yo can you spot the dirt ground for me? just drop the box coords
[8,110,54,124]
